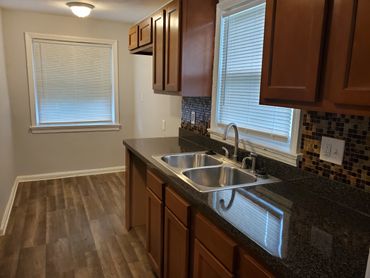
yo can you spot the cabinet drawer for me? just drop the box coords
[165,187,190,227]
[139,17,153,47]
[194,213,237,273]
[239,250,274,278]
[147,169,165,200]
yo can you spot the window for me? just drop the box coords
[210,0,301,165]
[25,33,120,133]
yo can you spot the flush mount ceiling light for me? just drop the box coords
[66,2,95,18]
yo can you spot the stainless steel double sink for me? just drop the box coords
[153,152,280,193]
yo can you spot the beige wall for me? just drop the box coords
[0,8,16,228]
[132,55,181,138]
[1,9,181,176]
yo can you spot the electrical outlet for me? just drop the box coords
[191,111,196,125]
[319,136,345,165]
[162,120,166,131]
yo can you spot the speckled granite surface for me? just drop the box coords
[122,136,370,277]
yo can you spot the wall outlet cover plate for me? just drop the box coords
[319,136,345,165]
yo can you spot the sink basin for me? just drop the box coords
[153,151,280,193]
[161,153,222,169]
[182,166,257,188]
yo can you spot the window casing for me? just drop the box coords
[210,0,301,166]
[25,33,120,133]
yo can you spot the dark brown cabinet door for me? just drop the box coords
[146,188,163,277]
[238,251,274,278]
[164,0,181,92]
[152,10,165,91]
[260,0,327,103]
[139,17,153,47]
[325,0,370,107]
[163,208,189,278]
[128,25,139,50]
[193,239,234,278]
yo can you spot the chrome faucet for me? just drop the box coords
[222,123,239,160]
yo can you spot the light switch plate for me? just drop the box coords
[191,111,196,125]
[319,136,345,165]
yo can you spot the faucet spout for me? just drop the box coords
[222,123,239,160]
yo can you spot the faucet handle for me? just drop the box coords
[222,147,229,158]
[242,152,257,173]
[241,156,250,169]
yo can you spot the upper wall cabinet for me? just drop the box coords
[128,25,139,51]
[260,0,370,116]
[129,0,217,97]
[260,0,327,103]
[325,0,370,107]
[139,18,153,47]
[129,19,153,55]
[164,0,181,92]
[152,10,166,91]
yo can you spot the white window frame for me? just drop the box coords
[25,32,120,134]
[209,0,302,166]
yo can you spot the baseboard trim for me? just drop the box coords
[0,166,125,236]
[17,166,126,182]
[0,177,20,236]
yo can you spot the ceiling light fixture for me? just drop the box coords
[66,2,95,18]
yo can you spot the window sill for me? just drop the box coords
[208,127,301,167]
[30,124,121,134]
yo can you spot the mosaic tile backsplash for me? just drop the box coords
[300,111,370,191]
[181,97,211,136]
[180,97,370,191]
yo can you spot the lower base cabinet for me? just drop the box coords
[146,188,163,277]
[193,239,234,278]
[163,208,189,278]
[143,167,275,278]
[238,251,274,278]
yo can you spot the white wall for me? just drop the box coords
[1,9,181,176]
[0,8,16,230]
[132,55,181,138]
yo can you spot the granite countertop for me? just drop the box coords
[123,136,370,278]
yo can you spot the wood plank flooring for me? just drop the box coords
[0,173,155,278]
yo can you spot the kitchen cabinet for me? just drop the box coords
[146,170,165,277]
[138,18,152,47]
[125,150,276,278]
[193,213,237,277]
[164,0,181,92]
[129,0,217,96]
[163,187,190,278]
[325,0,370,107]
[128,19,153,55]
[152,9,165,91]
[260,0,326,103]
[193,239,234,278]
[146,188,163,277]
[260,0,370,116]
[128,25,139,50]
[125,150,147,230]
[238,250,274,278]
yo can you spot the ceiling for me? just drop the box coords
[0,0,169,23]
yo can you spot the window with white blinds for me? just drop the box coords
[216,1,294,142]
[25,33,119,132]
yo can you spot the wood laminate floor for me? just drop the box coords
[0,173,155,278]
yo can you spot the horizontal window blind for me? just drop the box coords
[217,2,293,141]
[32,39,114,125]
